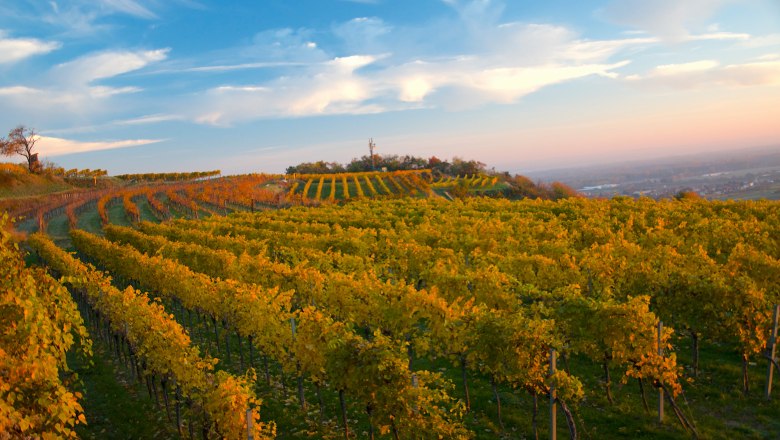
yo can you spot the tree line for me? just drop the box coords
[286,154,488,176]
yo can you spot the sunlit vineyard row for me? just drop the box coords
[0,214,92,438]
[287,170,505,203]
[25,196,780,438]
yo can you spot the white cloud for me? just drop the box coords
[30,1,147,36]
[626,59,780,88]
[0,48,169,127]
[689,31,750,41]
[653,60,720,75]
[165,61,307,73]
[39,113,183,136]
[190,11,645,125]
[0,86,42,96]
[192,55,380,125]
[741,33,780,48]
[114,113,183,125]
[53,49,169,84]
[38,135,163,156]
[0,32,61,63]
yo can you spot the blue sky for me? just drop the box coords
[0,0,778,174]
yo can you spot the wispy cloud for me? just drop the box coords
[114,113,183,125]
[193,55,380,125]
[153,61,308,74]
[181,0,772,127]
[27,0,199,36]
[600,0,734,41]
[189,10,645,126]
[98,0,158,19]
[0,31,60,63]
[0,47,169,126]
[741,33,780,48]
[52,49,169,84]
[174,0,658,126]
[333,17,392,54]
[0,86,42,96]
[626,59,780,88]
[40,113,183,136]
[38,135,163,156]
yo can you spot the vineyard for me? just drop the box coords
[8,188,780,438]
[287,170,505,203]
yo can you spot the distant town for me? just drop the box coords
[528,146,780,201]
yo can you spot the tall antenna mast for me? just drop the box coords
[368,138,377,171]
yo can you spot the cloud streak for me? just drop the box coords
[52,49,170,85]
[626,59,780,88]
[190,12,647,126]
[182,1,765,126]
[38,135,163,156]
[600,0,734,41]
[0,48,169,123]
[0,31,60,63]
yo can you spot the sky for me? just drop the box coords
[0,0,778,175]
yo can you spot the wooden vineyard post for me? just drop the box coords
[766,304,780,400]
[247,408,254,440]
[291,317,306,410]
[550,348,557,440]
[658,321,664,423]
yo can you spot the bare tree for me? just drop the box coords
[1,125,40,172]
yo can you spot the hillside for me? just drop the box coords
[3,168,779,439]
[0,163,73,198]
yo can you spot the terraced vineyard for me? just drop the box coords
[287,170,507,202]
[20,196,780,439]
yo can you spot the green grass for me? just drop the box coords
[77,206,104,236]
[303,180,319,199]
[317,181,335,201]
[0,172,73,198]
[14,215,39,235]
[107,202,133,227]
[134,196,162,223]
[46,211,72,249]
[69,340,180,439]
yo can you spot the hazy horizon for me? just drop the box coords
[1,0,778,174]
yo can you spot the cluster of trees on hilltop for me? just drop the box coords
[286,154,580,200]
[115,170,221,182]
[498,174,579,200]
[286,154,487,176]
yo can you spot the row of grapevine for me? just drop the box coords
[91,218,690,437]
[115,170,222,182]
[27,232,275,439]
[24,194,778,437]
[431,174,498,188]
[0,214,91,438]
[69,228,474,438]
[142,196,780,435]
[288,170,434,203]
[243,198,779,386]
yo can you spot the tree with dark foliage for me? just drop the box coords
[1,125,40,173]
